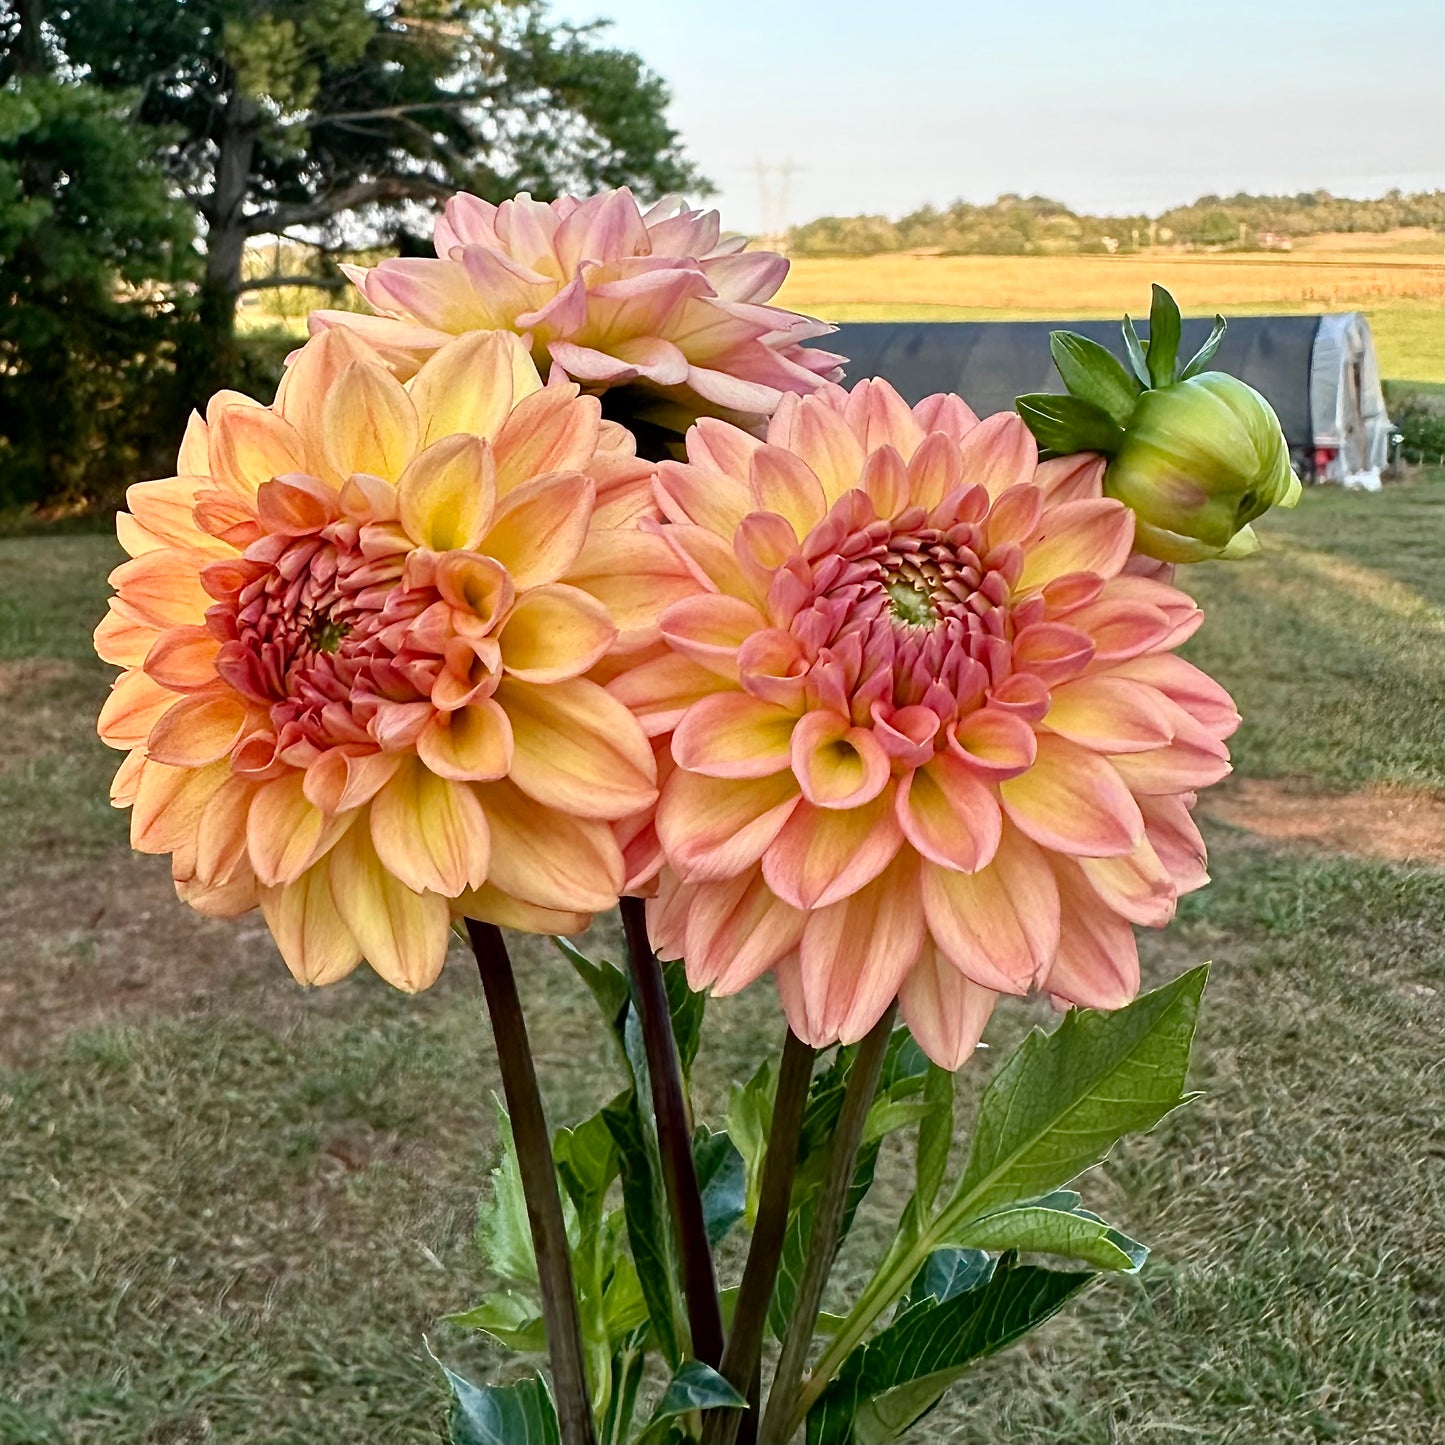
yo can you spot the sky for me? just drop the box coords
[549,0,1444,234]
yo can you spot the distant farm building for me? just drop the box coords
[816,314,1393,484]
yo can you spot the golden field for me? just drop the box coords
[775,238,1443,382]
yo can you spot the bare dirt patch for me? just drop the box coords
[1204,778,1444,865]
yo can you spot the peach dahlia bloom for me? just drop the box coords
[616,380,1238,1068]
[96,327,678,991]
[310,188,843,427]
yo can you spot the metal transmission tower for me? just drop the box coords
[752,159,801,252]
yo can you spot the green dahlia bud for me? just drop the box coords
[1015,285,1302,563]
[1104,370,1302,563]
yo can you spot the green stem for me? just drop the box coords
[619,895,726,1368]
[761,1004,897,1443]
[466,920,596,1445]
[700,1028,816,1445]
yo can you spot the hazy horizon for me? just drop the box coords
[550,0,1443,235]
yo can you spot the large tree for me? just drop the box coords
[48,0,706,364]
[0,0,196,508]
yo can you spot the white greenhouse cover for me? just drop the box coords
[1310,313,1393,484]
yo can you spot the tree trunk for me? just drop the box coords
[186,87,259,400]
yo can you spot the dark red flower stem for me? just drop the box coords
[762,1002,899,1444]
[619,894,726,1369]
[701,1027,817,1445]
[466,920,596,1445]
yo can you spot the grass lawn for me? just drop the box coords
[0,474,1441,1443]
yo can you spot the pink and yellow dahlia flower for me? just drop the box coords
[617,380,1238,1068]
[310,188,843,429]
[96,326,684,991]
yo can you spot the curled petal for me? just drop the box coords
[790,709,891,808]
[499,584,616,683]
[418,699,514,781]
[397,434,496,552]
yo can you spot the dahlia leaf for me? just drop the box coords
[949,964,1207,1221]
[900,1247,993,1311]
[601,1091,685,1368]
[769,1140,883,1341]
[1048,331,1142,427]
[662,958,706,1078]
[444,1291,547,1353]
[1121,315,1153,388]
[726,1058,776,1225]
[803,1256,1091,1445]
[1146,284,1184,387]
[553,1108,620,1224]
[475,1098,539,1287]
[1181,314,1229,380]
[693,1126,747,1246]
[914,1064,955,1217]
[1015,394,1126,457]
[429,1351,560,1445]
[554,938,630,1044]
[949,1203,1147,1272]
[636,1360,747,1443]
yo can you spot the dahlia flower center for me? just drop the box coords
[797,517,1020,716]
[210,516,463,757]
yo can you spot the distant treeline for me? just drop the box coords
[786,190,1445,257]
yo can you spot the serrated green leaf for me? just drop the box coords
[1121,314,1152,388]
[726,1058,775,1225]
[430,1352,561,1445]
[1049,331,1142,426]
[637,1360,748,1443]
[1146,284,1183,387]
[475,1098,537,1287]
[1181,314,1228,379]
[805,1258,1092,1445]
[601,1092,684,1368]
[914,1064,954,1217]
[693,1127,746,1246]
[951,965,1207,1220]
[952,1205,1147,1272]
[1015,394,1126,456]
[445,1290,547,1353]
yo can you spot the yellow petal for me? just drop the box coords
[499,583,616,683]
[453,882,591,938]
[409,330,544,446]
[498,677,656,819]
[321,360,420,482]
[261,865,363,985]
[417,699,514,780]
[247,772,347,886]
[326,825,451,992]
[145,693,248,767]
[476,778,625,913]
[370,759,491,896]
[396,434,496,551]
[479,471,594,589]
